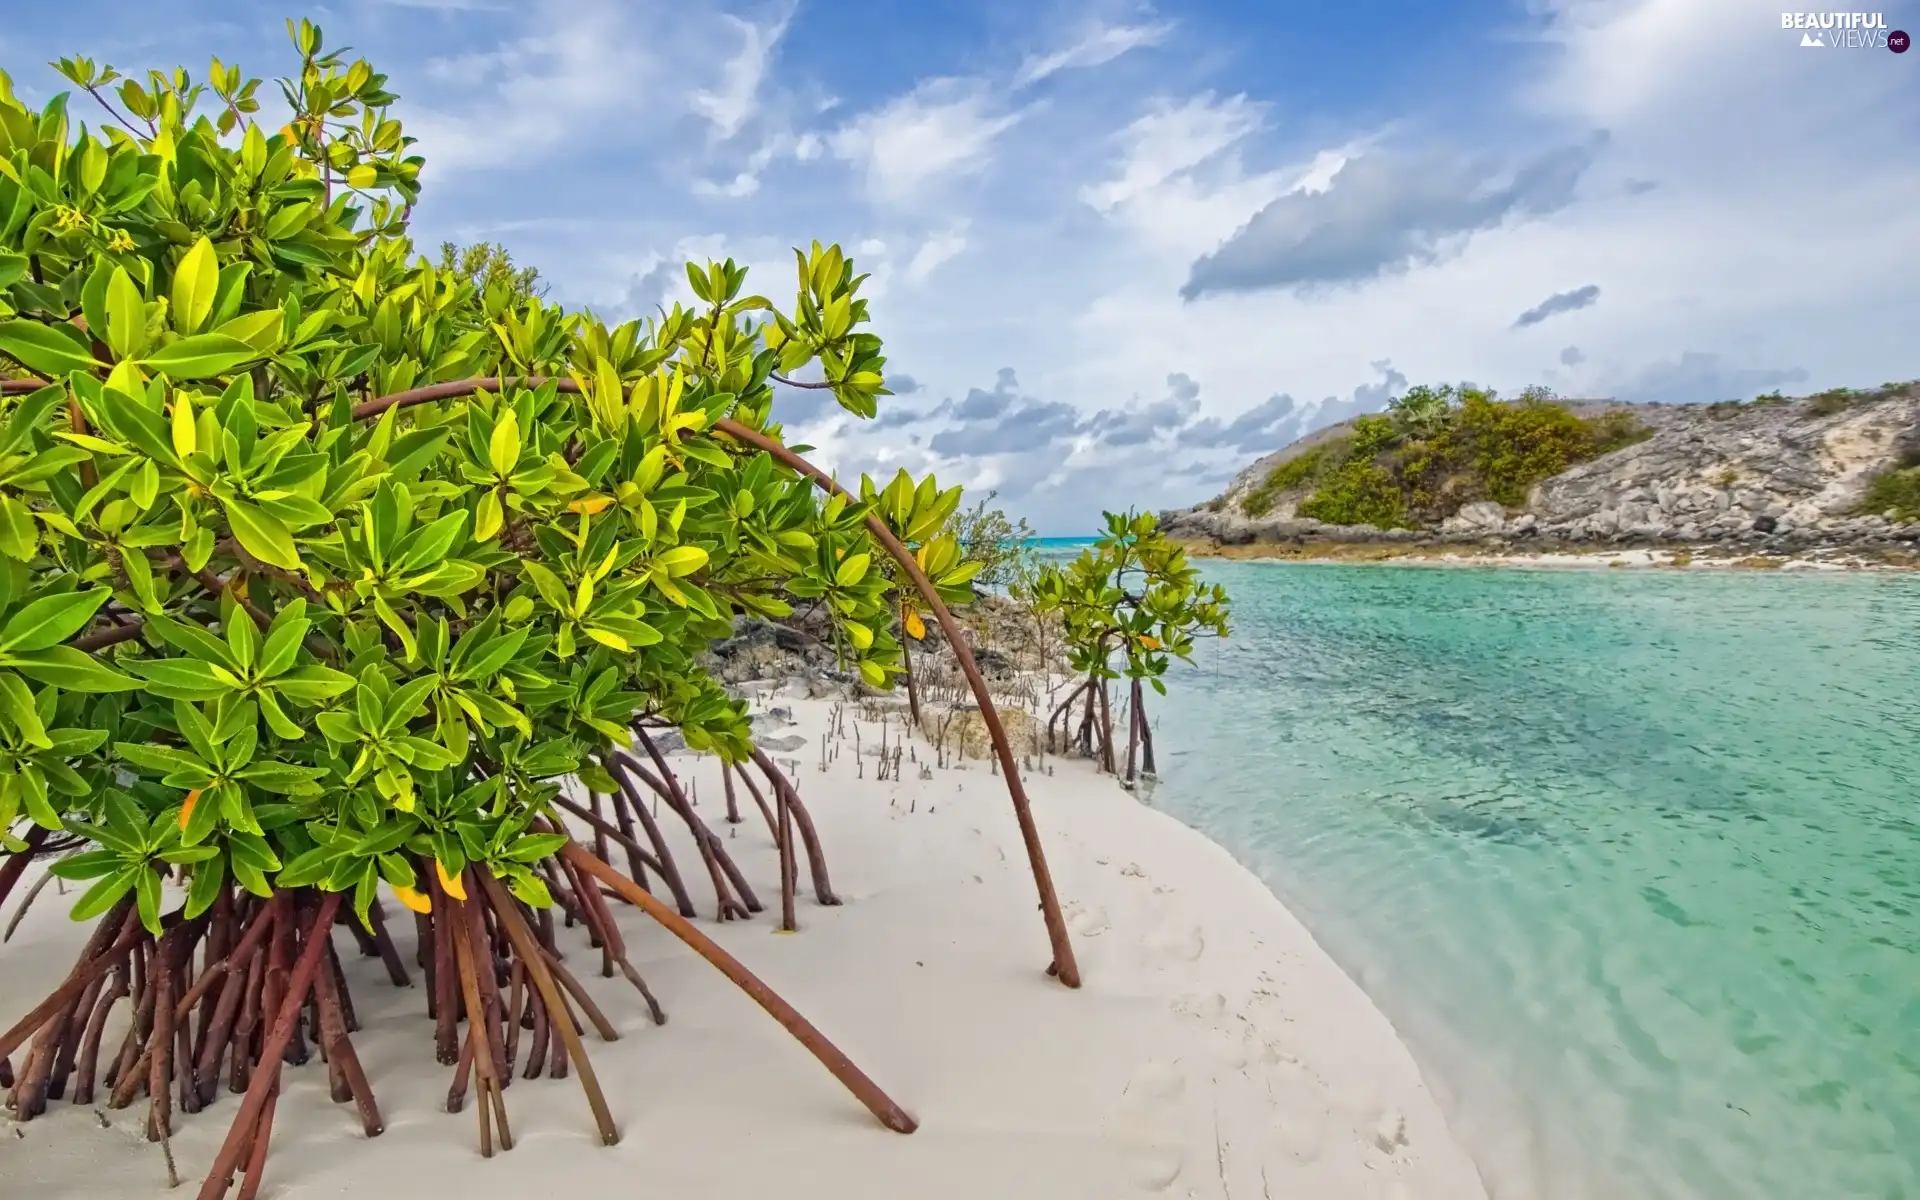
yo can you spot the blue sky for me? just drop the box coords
[4,1,1916,532]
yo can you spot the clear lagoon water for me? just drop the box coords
[1048,549,1920,1198]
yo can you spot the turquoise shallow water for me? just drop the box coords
[1118,562,1920,1199]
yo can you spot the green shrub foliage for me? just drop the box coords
[1858,468,1920,522]
[0,24,968,936]
[1241,386,1650,526]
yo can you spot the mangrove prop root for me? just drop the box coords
[429,866,460,1063]
[365,901,413,988]
[450,892,510,1154]
[557,839,917,1134]
[615,749,755,920]
[1140,694,1159,776]
[235,1083,277,1200]
[600,756,699,918]
[0,827,50,915]
[778,773,797,933]
[1096,680,1116,774]
[314,941,383,1137]
[523,980,550,1082]
[476,868,618,1145]
[196,891,342,1200]
[731,761,780,846]
[1,903,141,1066]
[72,965,128,1106]
[3,867,58,944]
[536,944,621,1043]
[503,959,526,1075]
[749,748,839,906]
[552,796,668,880]
[1125,678,1140,784]
[1047,679,1091,754]
[576,865,666,1026]
[589,791,612,871]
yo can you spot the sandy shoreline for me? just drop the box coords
[2,685,1487,1200]
[1175,538,1920,572]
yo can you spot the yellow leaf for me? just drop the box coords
[170,236,218,335]
[170,397,196,458]
[436,859,468,901]
[487,410,522,477]
[568,495,613,515]
[584,626,629,651]
[474,490,503,541]
[904,608,926,640]
[392,884,432,914]
[177,788,202,830]
[1138,635,1161,649]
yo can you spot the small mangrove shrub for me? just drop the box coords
[1028,511,1229,783]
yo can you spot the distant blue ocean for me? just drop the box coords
[1025,536,1095,557]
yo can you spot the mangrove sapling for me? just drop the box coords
[1028,511,1231,783]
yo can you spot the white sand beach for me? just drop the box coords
[2,683,1488,1200]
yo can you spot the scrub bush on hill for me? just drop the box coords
[1858,467,1920,521]
[1030,511,1229,784]
[0,19,1089,1197]
[1241,386,1651,526]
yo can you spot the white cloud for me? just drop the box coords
[406,1,645,176]
[377,0,508,10]
[907,224,970,283]
[361,0,1920,531]
[828,80,1021,205]
[691,172,762,199]
[400,0,802,184]
[1014,19,1174,86]
[689,8,793,140]
[1080,93,1266,214]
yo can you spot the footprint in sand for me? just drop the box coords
[1145,922,1205,963]
[1270,1099,1329,1165]
[1072,905,1111,937]
[1370,1110,1409,1156]
[1170,991,1228,1021]
[1104,1061,1189,1192]
[1262,1056,1336,1166]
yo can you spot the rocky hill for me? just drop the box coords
[1160,384,1920,556]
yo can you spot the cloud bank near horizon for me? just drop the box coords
[9,0,1913,532]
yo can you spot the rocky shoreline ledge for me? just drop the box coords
[1160,385,1920,567]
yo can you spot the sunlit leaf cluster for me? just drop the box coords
[0,23,974,937]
